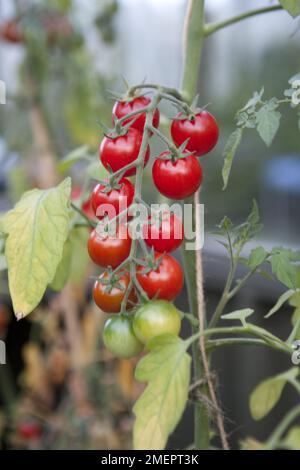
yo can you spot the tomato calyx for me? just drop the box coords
[98,118,134,140]
[98,178,122,194]
[135,249,164,275]
[173,95,210,121]
[156,141,194,163]
[95,268,127,293]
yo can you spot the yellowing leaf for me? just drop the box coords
[133,334,191,450]
[3,178,71,319]
[279,0,300,17]
[249,369,298,420]
[282,426,300,450]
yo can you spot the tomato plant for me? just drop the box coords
[133,300,181,344]
[103,315,144,358]
[100,128,150,177]
[91,178,134,220]
[93,271,136,313]
[152,151,203,200]
[2,0,300,454]
[142,212,183,253]
[112,95,160,133]
[136,253,184,301]
[171,110,219,156]
[87,225,131,268]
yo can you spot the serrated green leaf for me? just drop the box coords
[219,215,233,232]
[255,102,281,146]
[133,334,191,450]
[233,200,263,249]
[86,160,108,181]
[281,426,300,450]
[239,88,264,113]
[248,246,268,268]
[57,145,90,174]
[222,127,243,190]
[279,0,300,17]
[265,289,297,318]
[50,239,72,292]
[270,249,296,289]
[69,227,90,285]
[3,178,71,319]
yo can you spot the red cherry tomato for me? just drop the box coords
[91,178,134,220]
[143,212,183,253]
[136,253,184,301]
[100,128,150,177]
[171,111,219,156]
[152,151,203,200]
[1,19,23,44]
[87,225,131,268]
[93,271,137,313]
[112,96,160,133]
[18,421,43,440]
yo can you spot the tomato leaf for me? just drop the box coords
[279,0,300,17]
[233,200,263,249]
[265,289,297,318]
[281,426,300,450]
[247,246,268,268]
[222,127,243,190]
[221,309,254,326]
[270,249,297,289]
[249,368,298,420]
[255,99,281,146]
[50,239,72,292]
[133,334,191,450]
[57,145,90,174]
[3,178,71,319]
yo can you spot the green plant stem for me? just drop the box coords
[209,258,236,328]
[128,83,184,101]
[150,126,179,154]
[207,337,289,355]
[199,325,292,355]
[204,5,283,36]
[121,101,159,308]
[180,0,210,451]
[266,404,300,449]
[70,202,96,228]
[209,256,265,328]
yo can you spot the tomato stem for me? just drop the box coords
[70,201,96,228]
[180,0,211,451]
[204,5,283,37]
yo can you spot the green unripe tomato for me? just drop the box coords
[133,300,181,344]
[103,315,143,358]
